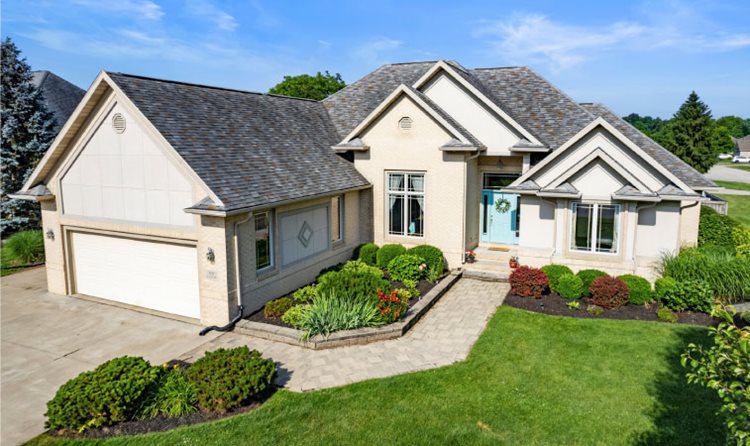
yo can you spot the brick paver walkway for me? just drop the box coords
[179,278,508,392]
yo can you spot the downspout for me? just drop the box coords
[199,212,252,336]
[462,151,482,264]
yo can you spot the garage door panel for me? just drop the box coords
[71,232,200,318]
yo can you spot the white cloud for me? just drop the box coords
[185,0,238,31]
[354,37,403,65]
[71,0,164,21]
[474,12,750,71]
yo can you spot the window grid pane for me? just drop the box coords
[387,173,424,237]
[571,203,593,251]
[596,205,618,253]
[331,196,342,242]
[255,212,272,270]
[570,203,619,254]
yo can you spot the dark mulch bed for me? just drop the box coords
[247,275,441,328]
[505,292,718,326]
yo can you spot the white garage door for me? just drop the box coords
[71,232,200,318]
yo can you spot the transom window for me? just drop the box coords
[570,203,620,254]
[483,173,519,190]
[387,172,424,237]
[254,211,273,270]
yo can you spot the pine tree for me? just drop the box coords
[667,91,715,173]
[1,38,55,236]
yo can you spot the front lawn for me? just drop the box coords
[30,306,723,445]
[715,180,750,191]
[716,193,750,227]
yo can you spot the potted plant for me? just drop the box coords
[509,256,519,269]
[465,250,476,263]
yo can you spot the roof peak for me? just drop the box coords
[105,71,320,102]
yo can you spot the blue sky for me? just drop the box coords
[3,0,749,118]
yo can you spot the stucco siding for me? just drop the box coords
[569,161,626,199]
[465,156,479,248]
[353,95,467,267]
[635,202,681,259]
[679,201,701,247]
[518,196,555,250]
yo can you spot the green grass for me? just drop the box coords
[715,180,750,192]
[716,194,750,227]
[728,164,750,172]
[28,306,723,446]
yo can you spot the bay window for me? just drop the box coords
[387,172,424,237]
[570,203,620,254]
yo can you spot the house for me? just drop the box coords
[733,135,750,158]
[13,60,717,326]
[32,70,86,135]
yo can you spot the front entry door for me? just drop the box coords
[480,190,520,245]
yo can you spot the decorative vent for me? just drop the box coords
[297,221,313,248]
[112,113,126,133]
[398,116,413,130]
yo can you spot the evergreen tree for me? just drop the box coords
[1,38,55,236]
[667,92,715,173]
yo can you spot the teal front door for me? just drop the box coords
[480,190,520,245]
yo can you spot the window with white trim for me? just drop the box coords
[570,203,620,254]
[254,211,273,270]
[387,172,424,237]
[331,195,343,242]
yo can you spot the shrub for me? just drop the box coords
[375,289,409,323]
[682,306,750,444]
[300,292,384,338]
[406,245,444,281]
[587,305,604,316]
[46,356,162,431]
[315,263,343,280]
[556,273,583,300]
[540,264,574,293]
[281,304,309,328]
[3,230,44,264]
[317,261,390,299]
[264,297,293,319]
[357,243,379,266]
[576,269,608,297]
[292,285,317,303]
[660,280,714,313]
[376,244,406,269]
[402,279,420,298]
[589,276,630,309]
[567,301,581,310]
[395,288,412,304]
[618,274,653,305]
[509,266,548,299]
[659,247,750,303]
[733,226,750,248]
[654,277,679,302]
[698,206,739,248]
[388,254,426,283]
[656,307,678,323]
[138,367,197,419]
[186,347,276,412]
[737,244,750,258]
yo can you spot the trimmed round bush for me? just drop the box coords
[589,276,630,309]
[3,230,45,264]
[654,277,678,302]
[406,245,444,280]
[357,243,379,266]
[618,274,653,305]
[264,297,293,319]
[376,244,406,269]
[509,265,549,299]
[541,264,574,293]
[576,269,608,297]
[46,356,162,431]
[317,260,390,298]
[557,273,584,301]
[388,254,426,283]
[186,347,276,412]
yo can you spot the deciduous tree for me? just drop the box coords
[269,71,345,100]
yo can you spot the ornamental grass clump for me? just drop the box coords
[509,266,548,299]
[3,229,45,264]
[138,367,197,419]
[299,292,384,339]
[589,276,629,309]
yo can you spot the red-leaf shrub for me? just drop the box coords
[509,266,549,298]
[589,276,630,309]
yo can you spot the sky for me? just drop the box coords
[2,0,749,118]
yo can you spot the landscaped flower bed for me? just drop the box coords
[505,265,718,325]
[247,244,448,340]
[45,347,276,439]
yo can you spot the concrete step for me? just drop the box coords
[462,268,509,282]
[461,258,511,282]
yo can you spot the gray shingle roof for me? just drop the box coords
[735,135,750,154]
[32,71,85,135]
[579,103,716,190]
[107,73,369,212]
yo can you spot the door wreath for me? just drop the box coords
[495,197,511,214]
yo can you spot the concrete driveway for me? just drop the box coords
[706,164,750,183]
[0,267,222,445]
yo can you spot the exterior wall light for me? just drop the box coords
[206,247,215,263]
[46,229,55,241]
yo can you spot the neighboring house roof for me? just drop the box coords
[107,73,369,213]
[32,70,85,135]
[735,135,750,154]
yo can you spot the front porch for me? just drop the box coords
[462,245,517,281]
